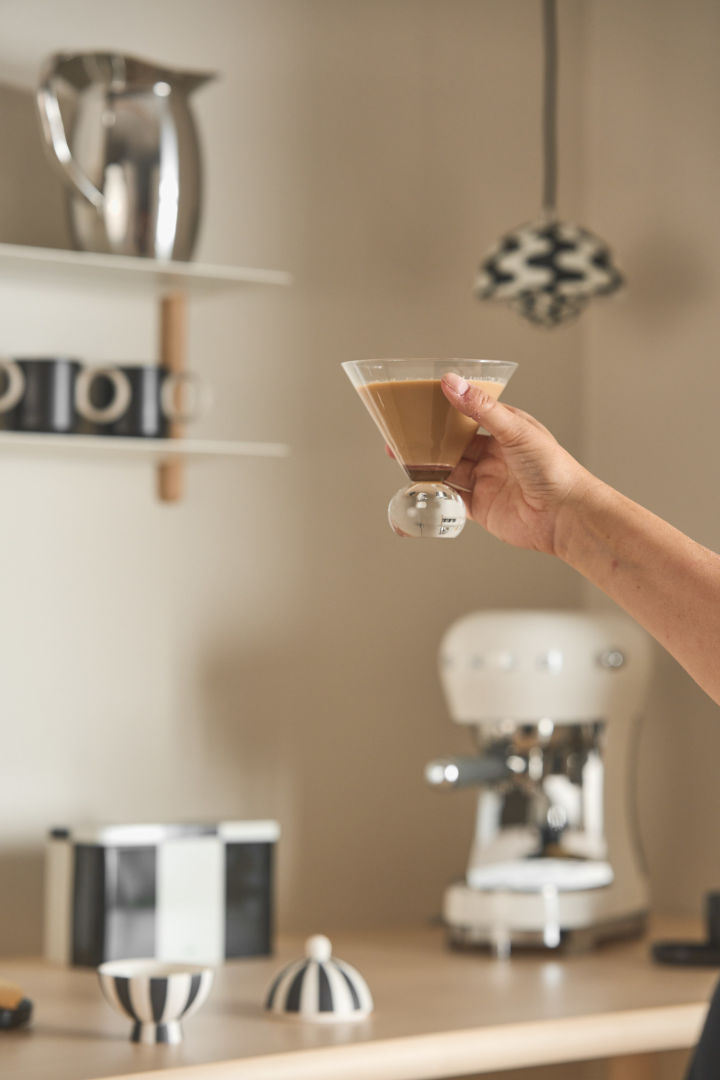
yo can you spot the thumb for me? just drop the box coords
[441,372,526,447]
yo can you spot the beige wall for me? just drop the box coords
[0,0,585,954]
[580,0,720,917]
[0,3,717,1077]
[0,0,716,978]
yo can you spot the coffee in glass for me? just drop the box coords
[342,359,517,538]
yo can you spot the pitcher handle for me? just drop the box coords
[36,57,104,210]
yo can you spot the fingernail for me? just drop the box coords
[443,372,469,396]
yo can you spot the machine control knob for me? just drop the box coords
[483,650,516,671]
[598,648,626,670]
[537,649,563,672]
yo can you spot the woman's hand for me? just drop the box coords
[441,372,599,555]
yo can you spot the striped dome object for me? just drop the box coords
[98,960,214,1044]
[265,936,373,1022]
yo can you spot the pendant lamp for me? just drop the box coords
[475,0,623,327]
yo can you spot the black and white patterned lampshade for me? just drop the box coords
[265,935,373,1022]
[475,219,624,327]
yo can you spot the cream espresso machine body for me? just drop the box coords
[427,610,652,953]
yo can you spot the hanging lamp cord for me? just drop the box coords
[542,0,558,216]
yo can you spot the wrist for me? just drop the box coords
[552,471,617,565]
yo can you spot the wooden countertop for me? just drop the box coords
[1,919,716,1080]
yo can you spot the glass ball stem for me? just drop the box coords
[387,482,466,539]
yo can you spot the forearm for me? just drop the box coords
[556,479,720,705]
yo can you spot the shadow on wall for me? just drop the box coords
[0,80,70,248]
[627,229,714,325]
[0,847,45,955]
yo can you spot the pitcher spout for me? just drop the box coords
[117,55,217,94]
[170,69,217,95]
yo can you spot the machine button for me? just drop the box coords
[598,649,626,670]
[537,649,563,672]
[483,650,516,671]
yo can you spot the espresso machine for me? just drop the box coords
[426,610,653,953]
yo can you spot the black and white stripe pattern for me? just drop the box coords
[45,820,279,967]
[475,219,623,327]
[265,936,372,1022]
[98,962,214,1044]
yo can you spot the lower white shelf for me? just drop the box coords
[0,431,290,463]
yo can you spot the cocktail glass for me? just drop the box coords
[342,359,517,538]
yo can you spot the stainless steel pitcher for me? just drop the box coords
[36,52,215,261]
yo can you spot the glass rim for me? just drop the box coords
[342,358,517,368]
[342,358,518,383]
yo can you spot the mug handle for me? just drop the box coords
[75,366,132,424]
[0,359,25,413]
[161,372,211,424]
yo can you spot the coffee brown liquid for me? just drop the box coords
[357,378,504,480]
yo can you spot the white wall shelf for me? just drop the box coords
[0,431,289,464]
[0,242,292,296]
[0,243,292,500]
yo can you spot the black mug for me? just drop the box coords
[111,366,206,438]
[0,359,207,438]
[76,364,207,438]
[108,366,168,438]
[0,357,82,434]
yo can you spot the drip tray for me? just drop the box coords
[467,858,614,893]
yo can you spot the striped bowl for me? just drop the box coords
[97,959,214,1044]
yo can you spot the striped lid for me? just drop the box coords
[264,936,373,1022]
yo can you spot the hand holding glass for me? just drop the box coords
[342,359,517,538]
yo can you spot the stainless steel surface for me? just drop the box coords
[462,720,609,868]
[425,754,510,789]
[37,52,214,260]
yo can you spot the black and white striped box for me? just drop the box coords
[45,821,279,968]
